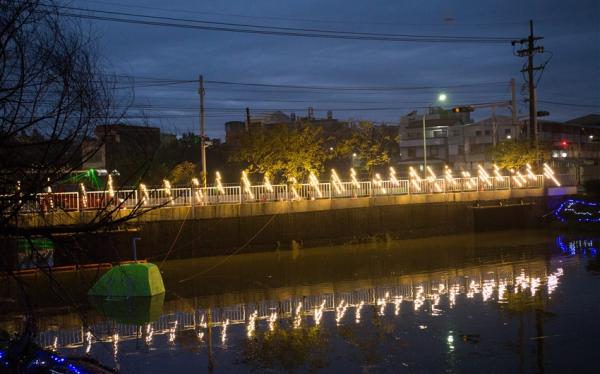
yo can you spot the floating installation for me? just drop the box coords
[88,262,165,297]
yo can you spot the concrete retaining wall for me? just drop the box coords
[10,187,575,263]
[14,187,555,229]
[134,193,564,260]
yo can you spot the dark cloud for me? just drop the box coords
[76,0,599,137]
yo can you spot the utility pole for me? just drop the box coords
[198,75,207,187]
[492,105,497,146]
[512,20,544,147]
[245,107,251,131]
[422,113,427,171]
[510,78,518,140]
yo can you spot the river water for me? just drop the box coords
[2,230,600,373]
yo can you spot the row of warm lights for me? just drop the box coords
[75,164,561,203]
[201,164,556,189]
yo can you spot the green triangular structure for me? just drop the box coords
[88,263,165,297]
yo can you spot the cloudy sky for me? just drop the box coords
[71,0,599,138]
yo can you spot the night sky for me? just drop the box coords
[71,0,599,138]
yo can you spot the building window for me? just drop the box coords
[458,145,464,155]
[504,129,511,135]
[433,129,447,138]
[484,130,491,136]
[475,130,482,136]
[430,147,439,157]
[408,148,416,158]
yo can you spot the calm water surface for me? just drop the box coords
[2,230,600,373]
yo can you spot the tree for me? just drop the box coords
[491,141,548,170]
[0,0,156,367]
[229,124,330,181]
[337,122,398,174]
[0,0,157,237]
[169,161,198,185]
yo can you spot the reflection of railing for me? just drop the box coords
[37,263,564,350]
[3,174,558,215]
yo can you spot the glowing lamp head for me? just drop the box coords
[438,93,447,102]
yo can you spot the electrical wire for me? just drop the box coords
[76,0,536,28]
[39,4,517,44]
[538,100,599,108]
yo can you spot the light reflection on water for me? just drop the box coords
[48,266,564,349]
[3,231,600,372]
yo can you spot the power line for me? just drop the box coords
[109,75,509,92]
[42,4,517,44]
[119,97,511,111]
[202,80,509,91]
[77,0,535,28]
[538,100,600,108]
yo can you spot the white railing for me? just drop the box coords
[146,188,173,206]
[372,180,410,196]
[409,179,445,194]
[333,181,371,198]
[479,178,496,191]
[115,190,139,208]
[494,176,511,190]
[85,191,111,209]
[244,184,288,202]
[297,183,331,200]
[445,178,479,192]
[195,186,241,205]
[171,188,192,205]
[6,174,560,215]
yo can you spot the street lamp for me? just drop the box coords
[422,93,447,170]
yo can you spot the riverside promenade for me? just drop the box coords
[12,172,575,231]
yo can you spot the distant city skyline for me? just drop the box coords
[71,0,599,138]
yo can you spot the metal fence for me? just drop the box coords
[297,183,332,200]
[332,181,371,198]
[5,173,568,215]
[445,177,479,192]
[244,184,288,202]
[372,180,410,196]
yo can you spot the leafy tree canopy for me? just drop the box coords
[491,141,549,170]
[168,161,198,185]
[337,121,399,173]
[229,124,330,182]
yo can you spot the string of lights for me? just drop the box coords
[554,199,600,223]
